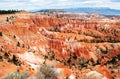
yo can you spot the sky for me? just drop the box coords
[0,0,120,11]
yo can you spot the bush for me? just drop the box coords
[83,71,103,79]
[17,42,20,47]
[36,64,59,79]
[0,32,2,36]
[2,71,29,79]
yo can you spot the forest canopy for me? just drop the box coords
[0,10,21,14]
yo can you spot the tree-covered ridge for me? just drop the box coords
[0,10,20,14]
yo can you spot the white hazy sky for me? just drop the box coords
[0,0,120,10]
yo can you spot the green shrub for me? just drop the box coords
[84,71,103,79]
[36,64,59,79]
[2,71,29,79]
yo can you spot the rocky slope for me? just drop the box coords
[0,12,120,79]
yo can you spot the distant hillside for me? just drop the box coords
[33,8,120,16]
[63,7,120,16]
[35,9,66,15]
[38,9,66,13]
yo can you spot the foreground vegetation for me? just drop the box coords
[2,64,60,79]
[2,71,28,79]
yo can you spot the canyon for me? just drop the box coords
[0,11,120,79]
